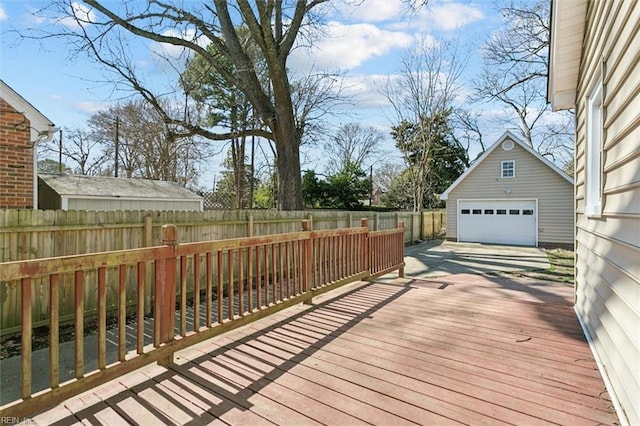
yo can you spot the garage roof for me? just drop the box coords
[39,174,202,200]
[440,131,574,200]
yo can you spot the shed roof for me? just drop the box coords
[39,174,202,200]
[440,131,574,200]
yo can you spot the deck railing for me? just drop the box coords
[0,218,404,418]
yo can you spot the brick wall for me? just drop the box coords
[0,97,34,209]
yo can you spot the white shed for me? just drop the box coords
[38,174,203,211]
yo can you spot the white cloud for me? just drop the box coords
[149,28,210,60]
[333,0,406,23]
[341,74,393,109]
[72,101,107,115]
[384,1,485,33]
[59,2,97,29]
[0,6,8,21]
[429,2,485,31]
[289,21,413,73]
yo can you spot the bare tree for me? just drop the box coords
[453,109,487,157]
[30,0,331,210]
[324,123,385,174]
[40,127,109,176]
[473,0,574,166]
[89,99,209,186]
[383,36,468,211]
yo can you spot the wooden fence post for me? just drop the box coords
[248,213,254,237]
[361,218,370,278]
[302,220,313,305]
[398,221,405,278]
[157,224,177,366]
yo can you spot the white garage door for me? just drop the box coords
[458,200,537,246]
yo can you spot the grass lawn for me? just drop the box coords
[507,248,575,285]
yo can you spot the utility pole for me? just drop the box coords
[369,165,373,207]
[58,129,63,173]
[114,116,119,177]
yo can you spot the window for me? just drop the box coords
[501,160,515,178]
[509,209,520,215]
[522,209,534,215]
[586,78,603,216]
[497,209,507,215]
[461,209,470,214]
[472,209,482,214]
[484,209,494,214]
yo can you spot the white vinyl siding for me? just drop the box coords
[68,198,203,211]
[573,1,640,424]
[445,139,573,247]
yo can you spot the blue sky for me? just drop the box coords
[1,0,508,187]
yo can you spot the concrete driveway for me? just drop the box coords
[396,240,550,278]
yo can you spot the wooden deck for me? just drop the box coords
[30,273,618,425]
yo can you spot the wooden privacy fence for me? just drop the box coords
[0,218,405,418]
[0,209,443,263]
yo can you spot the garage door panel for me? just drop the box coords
[458,200,536,246]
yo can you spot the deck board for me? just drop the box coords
[30,273,618,425]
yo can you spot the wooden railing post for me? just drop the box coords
[302,220,313,305]
[361,218,370,278]
[144,214,153,315]
[398,221,405,278]
[158,224,178,366]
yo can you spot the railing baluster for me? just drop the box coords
[321,237,326,286]
[278,243,284,301]
[298,239,304,291]
[75,270,85,375]
[136,262,144,355]
[21,277,32,400]
[217,251,223,324]
[238,249,244,316]
[153,259,161,347]
[257,245,263,309]
[206,252,212,326]
[285,241,291,297]
[180,256,187,337]
[270,244,276,304]
[247,246,253,313]
[97,267,106,370]
[193,253,200,332]
[292,241,298,294]
[228,250,234,320]
[118,265,126,362]
[49,273,59,389]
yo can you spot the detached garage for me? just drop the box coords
[38,174,203,211]
[441,131,574,248]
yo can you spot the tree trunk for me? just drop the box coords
[274,135,303,211]
[270,63,303,211]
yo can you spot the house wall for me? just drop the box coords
[445,138,574,246]
[37,179,62,210]
[573,2,640,424]
[0,97,34,209]
[68,197,202,211]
